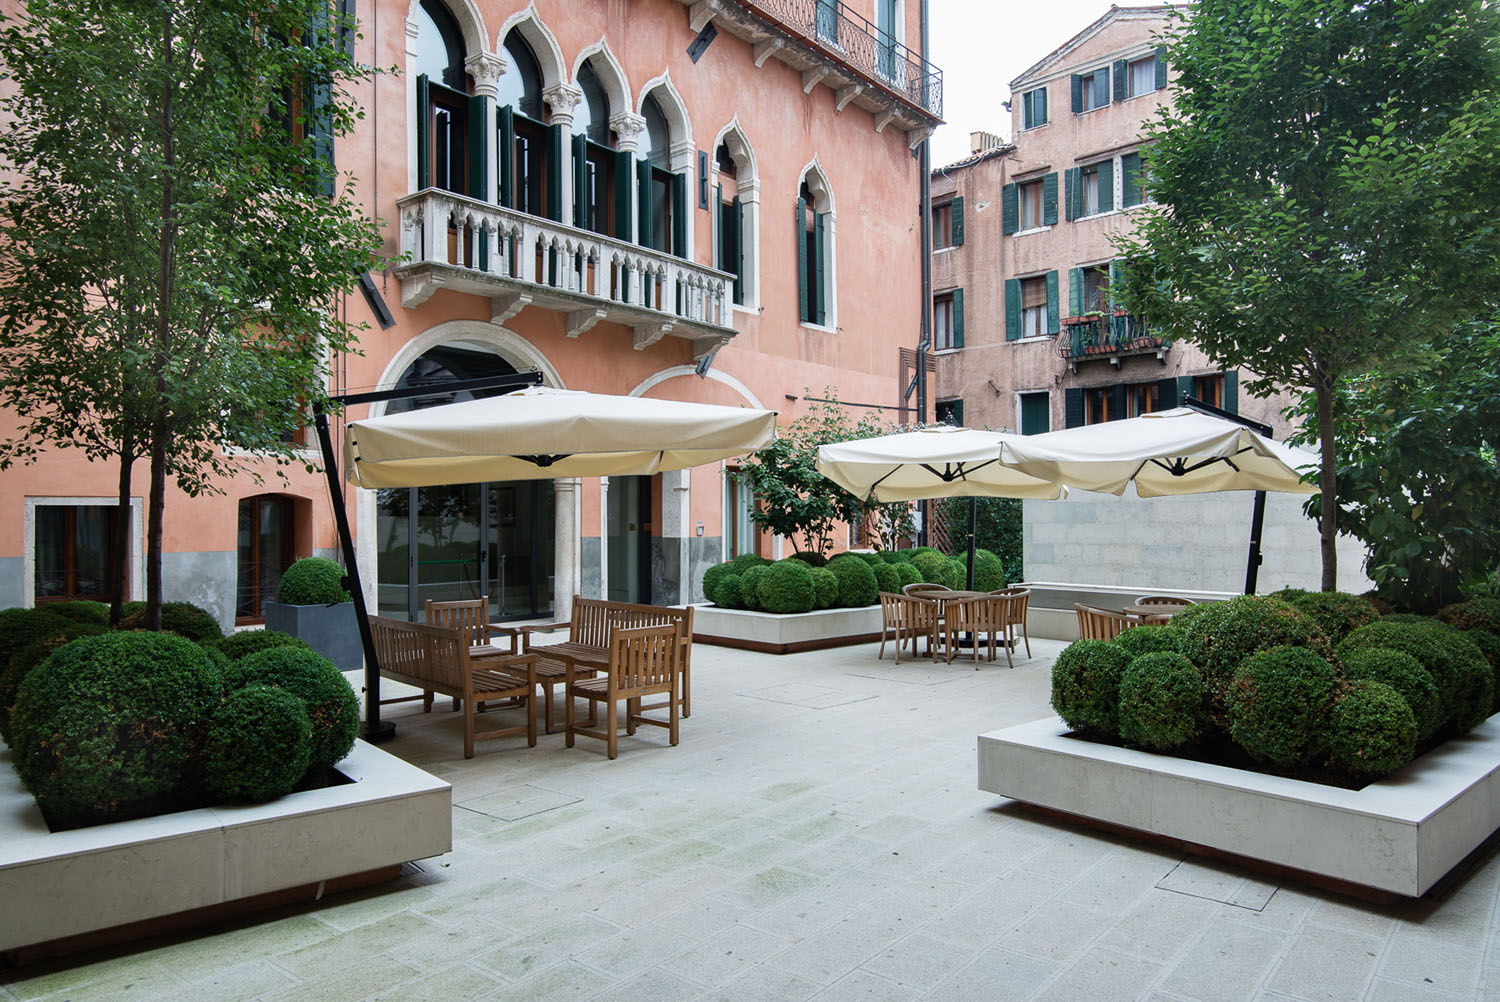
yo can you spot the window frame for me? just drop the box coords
[25,497,144,608]
[932,201,954,250]
[933,291,955,351]
[1127,54,1157,98]
[1018,179,1044,231]
[1021,86,1048,130]
[1020,275,1048,338]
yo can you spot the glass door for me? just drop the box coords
[415,483,483,617]
[607,476,652,603]
[487,480,555,621]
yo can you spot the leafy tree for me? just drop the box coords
[0,0,383,626]
[1299,316,1500,612]
[1115,0,1500,590]
[936,496,1022,582]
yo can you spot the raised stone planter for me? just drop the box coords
[691,603,884,654]
[978,715,1500,897]
[264,599,362,670]
[0,740,451,957]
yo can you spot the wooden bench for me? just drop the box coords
[368,615,539,758]
[519,596,694,733]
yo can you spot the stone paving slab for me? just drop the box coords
[4,637,1500,1001]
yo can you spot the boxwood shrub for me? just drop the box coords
[204,685,313,802]
[738,565,769,610]
[908,550,950,585]
[729,552,769,574]
[972,549,1006,592]
[1327,680,1418,780]
[1226,646,1340,769]
[1177,595,1331,682]
[790,550,829,567]
[758,560,816,614]
[276,557,351,605]
[1339,619,1493,735]
[1117,652,1208,752]
[827,554,878,608]
[939,557,967,590]
[811,567,838,609]
[1437,596,1500,635]
[701,562,734,603]
[892,562,922,588]
[1270,588,1380,642]
[10,632,223,828]
[1051,639,1132,738]
[0,622,109,745]
[215,629,314,663]
[1466,629,1500,712]
[713,574,745,609]
[872,562,901,595]
[1112,624,1178,660]
[43,601,110,626]
[0,608,76,668]
[227,647,358,776]
[1340,646,1442,742]
[119,601,224,644]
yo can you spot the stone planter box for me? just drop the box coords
[691,603,884,654]
[978,715,1500,897]
[264,599,362,671]
[0,740,451,957]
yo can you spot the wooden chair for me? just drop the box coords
[939,596,988,665]
[989,587,1032,662]
[902,582,952,597]
[1136,595,1196,609]
[979,588,1032,668]
[1075,603,1135,641]
[425,597,520,712]
[878,592,940,663]
[565,624,681,759]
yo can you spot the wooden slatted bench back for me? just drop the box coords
[370,615,468,696]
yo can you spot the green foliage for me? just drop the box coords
[853,552,882,567]
[810,567,839,609]
[1226,647,1340,769]
[738,566,769,610]
[972,549,1006,592]
[43,601,109,626]
[1341,646,1442,742]
[1164,601,1213,641]
[1051,639,1133,738]
[879,550,910,564]
[827,555,878,608]
[1112,625,1179,660]
[729,553,769,573]
[1270,589,1380,643]
[892,562,922,588]
[701,562,734,603]
[713,574,744,610]
[227,647,358,775]
[119,601,223,643]
[0,622,108,745]
[1113,0,1500,591]
[939,557,966,591]
[1118,652,1208,751]
[757,560,817,614]
[215,629,313,664]
[1339,619,1493,735]
[276,558,351,605]
[203,685,313,803]
[908,550,950,584]
[937,498,1023,582]
[872,563,901,595]
[1328,681,1418,780]
[1466,629,1500,713]
[1176,596,1331,681]
[1437,597,1500,635]
[791,550,829,567]
[11,632,223,827]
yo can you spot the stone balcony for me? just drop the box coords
[395,189,738,360]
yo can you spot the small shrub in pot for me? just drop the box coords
[276,557,351,605]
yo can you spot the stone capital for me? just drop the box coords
[543,83,583,117]
[464,52,507,97]
[610,111,648,152]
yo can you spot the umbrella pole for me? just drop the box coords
[1245,489,1266,595]
[966,496,977,590]
[314,405,395,743]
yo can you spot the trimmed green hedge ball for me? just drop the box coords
[1118,652,1208,751]
[1177,595,1331,681]
[1327,680,1418,780]
[1051,639,1132,737]
[701,562,734,603]
[215,629,314,664]
[758,560,817,614]
[1226,646,1340,768]
[1271,589,1380,642]
[738,565,769,610]
[827,555,878,608]
[204,685,313,802]
[1112,624,1178,660]
[1341,646,1442,742]
[810,567,839,609]
[0,623,109,745]
[276,557,351,605]
[227,647,358,775]
[872,562,901,595]
[714,574,745,609]
[119,601,224,643]
[1340,619,1493,735]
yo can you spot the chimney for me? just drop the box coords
[970,130,1004,153]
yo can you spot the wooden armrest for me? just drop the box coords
[519,619,571,636]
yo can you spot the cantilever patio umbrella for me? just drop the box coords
[314,378,777,739]
[996,402,1319,593]
[817,426,1064,588]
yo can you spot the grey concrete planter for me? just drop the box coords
[263,600,362,671]
[691,603,884,654]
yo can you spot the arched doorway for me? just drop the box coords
[374,343,555,622]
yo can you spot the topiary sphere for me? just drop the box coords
[1112,624,1179,660]
[972,549,1006,592]
[1118,652,1208,751]
[1272,589,1380,643]
[10,632,223,827]
[1437,597,1500,635]
[1177,595,1331,682]
[713,574,745,609]
[1340,646,1442,742]
[908,550,950,584]
[790,550,828,567]
[854,552,882,567]
[204,685,313,802]
[276,557,351,605]
[738,565,769,610]
[939,557,967,590]
[228,647,358,774]
[43,601,110,626]
[1051,639,1133,738]
[758,560,817,614]
[1226,646,1340,769]
[1465,628,1500,713]
[1340,619,1494,735]
[1327,680,1418,780]
[872,562,901,595]
[0,622,109,746]
[118,601,223,643]
[827,555,878,608]
[1164,600,1213,641]
[810,567,839,609]
[893,562,922,588]
[0,608,76,667]
[879,550,908,564]
[701,562,735,603]
[216,629,314,663]
[729,552,769,574]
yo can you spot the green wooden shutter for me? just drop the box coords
[1064,388,1084,428]
[636,158,653,247]
[1155,377,1179,411]
[309,79,335,196]
[1098,159,1114,212]
[613,149,632,240]
[952,288,964,348]
[951,195,964,246]
[1178,375,1195,404]
[732,196,744,303]
[1155,46,1168,89]
[467,94,487,201]
[572,135,588,227]
[1036,86,1048,125]
[1224,370,1239,413]
[1121,151,1141,207]
[796,198,808,322]
[1109,259,1125,312]
[671,172,688,257]
[714,183,724,270]
[545,123,563,221]
[1070,74,1083,113]
[1004,279,1021,340]
[1020,393,1049,435]
[1068,267,1084,316]
[1001,184,1018,235]
[416,75,431,190]
[1042,173,1058,225]
[337,0,356,57]
[1045,270,1059,334]
[1064,168,1080,221]
[498,105,514,207]
[812,211,826,325]
[1112,59,1127,101]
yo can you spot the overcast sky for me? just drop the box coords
[927,0,1140,167]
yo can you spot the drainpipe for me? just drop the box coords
[915,0,932,545]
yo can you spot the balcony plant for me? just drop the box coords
[262,557,361,671]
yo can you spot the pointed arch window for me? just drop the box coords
[497,29,561,220]
[796,176,832,326]
[636,91,686,257]
[715,143,744,304]
[571,60,629,239]
[413,0,484,199]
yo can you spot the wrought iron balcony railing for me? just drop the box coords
[1058,312,1168,361]
[742,0,942,118]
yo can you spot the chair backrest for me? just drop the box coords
[880,591,938,628]
[945,596,985,633]
[991,587,1030,620]
[370,615,466,691]
[1074,603,1133,641]
[1136,595,1196,608]
[609,624,679,695]
[425,598,488,646]
[902,582,952,596]
[571,596,615,648]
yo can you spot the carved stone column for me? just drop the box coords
[465,52,507,204]
[552,477,579,621]
[543,83,582,222]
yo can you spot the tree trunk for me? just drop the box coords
[145,8,175,634]
[1316,380,1338,592]
[110,446,133,626]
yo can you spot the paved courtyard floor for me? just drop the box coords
[5,636,1500,1002]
